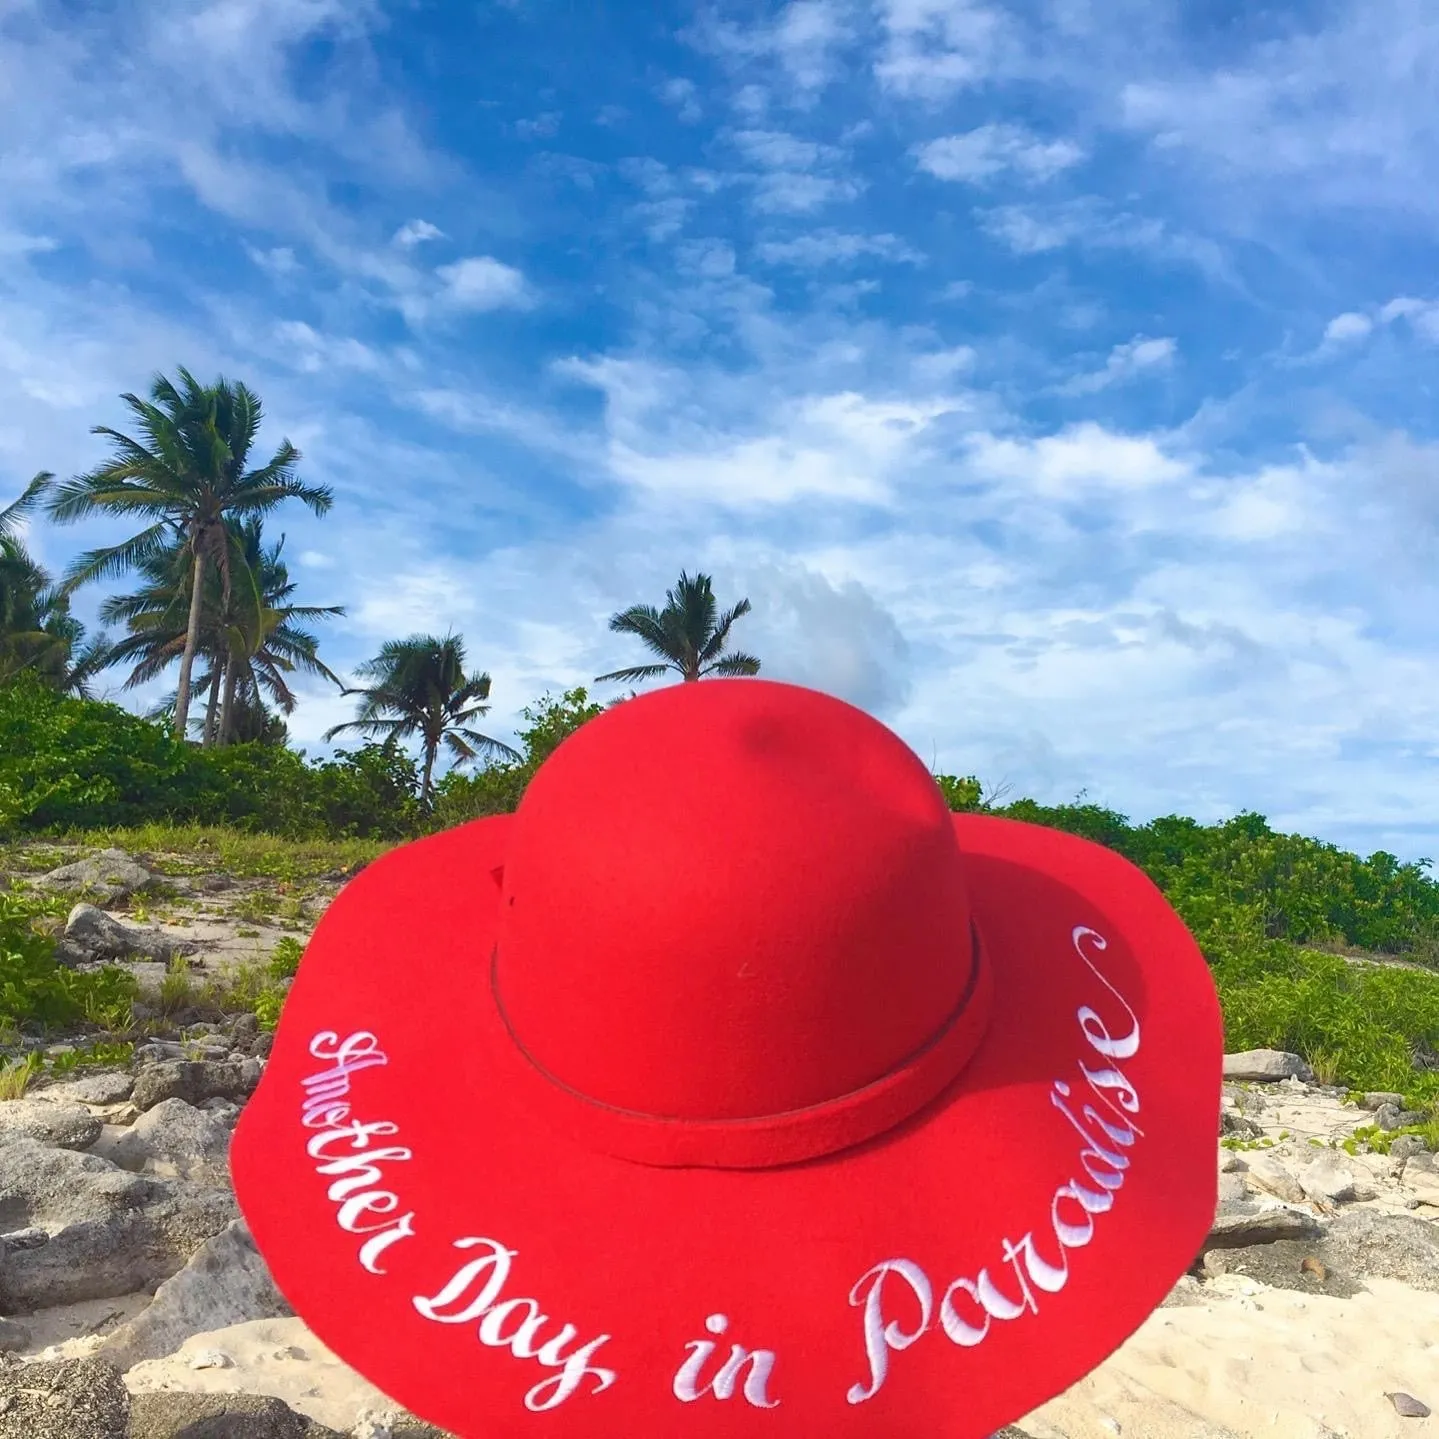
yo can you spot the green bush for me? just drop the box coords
[0,677,418,840]
[0,891,137,1031]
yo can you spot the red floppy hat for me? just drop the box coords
[231,678,1222,1438]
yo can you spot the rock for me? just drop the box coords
[1220,1110,1262,1138]
[1392,1134,1431,1162]
[1242,1153,1307,1204]
[0,1138,236,1311]
[1362,1091,1407,1109]
[34,1071,135,1106]
[33,848,153,904]
[1204,1208,1322,1249]
[1386,1392,1432,1418]
[111,1097,232,1181]
[128,1390,346,1438]
[0,1097,101,1150]
[1300,1150,1357,1204]
[226,1012,261,1043]
[99,1220,293,1370]
[57,902,184,965]
[190,1347,234,1369]
[133,1059,263,1113]
[1215,1172,1248,1210]
[2,1227,49,1251]
[1222,1049,1314,1083]
[0,1315,31,1351]
[0,1357,130,1437]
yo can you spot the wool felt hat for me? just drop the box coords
[231,677,1223,1439]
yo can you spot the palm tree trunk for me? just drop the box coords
[218,653,239,745]
[421,743,437,808]
[173,544,206,740]
[202,666,222,746]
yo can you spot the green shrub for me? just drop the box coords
[0,891,138,1031]
[0,677,418,840]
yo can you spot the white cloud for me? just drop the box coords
[272,320,384,374]
[434,256,531,312]
[914,124,1085,183]
[658,77,701,123]
[968,422,1191,497]
[731,129,845,170]
[689,0,853,101]
[1323,311,1373,344]
[875,0,1012,100]
[245,244,301,276]
[752,173,864,215]
[393,219,445,248]
[1379,295,1439,342]
[558,356,966,506]
[514,112,561,140]
[755,230,923,266]
[1058,335,1177,396]
[978,201,1232,283]
[743,561,913,715]
[1116,7,1439,220]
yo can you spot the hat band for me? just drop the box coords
[482,923,994,1171]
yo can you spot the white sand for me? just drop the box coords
[1024,1275,1439,1439]
[113,1278,1439,1439]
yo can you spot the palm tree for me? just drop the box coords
[96,517,343,744]
[0,473,107,694]
[324,633,521,805]
[595,570,761,687]
[44,368,334,739]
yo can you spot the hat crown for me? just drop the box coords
[493,679,974,1127]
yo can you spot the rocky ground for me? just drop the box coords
[0,846,1436,1436]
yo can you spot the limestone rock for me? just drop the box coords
[0,1357,130,1438]
[1361,1091,1406,1110]
[111,1097,232,1181]
[133,1059,263,1114]
[1242,1153,1307,1204]
[0,1138,235,1311]
[1373,1103,1425,1132]
[99,1219,293,1371]
[127,1390,345,1438]
[1222,1049,1314,1083]
[33,848,153,904]
[57,902,186,966]
[0,1097,101,1150]
[1205,1207,1322,1249]
[1300,1150,1358,1204]
[33,1070,134,1106]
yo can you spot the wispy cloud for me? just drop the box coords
[1323,312,1373,345]
[688,0,855,102]
[914,124,1085,184]
[754,230,923,266]
[1057,335,1177,396]
[393,219,445,248]
[874,0,1013,100]
[658,77,702,124]
[433,257,532,313]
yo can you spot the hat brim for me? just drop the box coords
[231,812,1221,1439]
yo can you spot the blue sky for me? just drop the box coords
[2,0,1438,863]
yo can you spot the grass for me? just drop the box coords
[13,823,393,880]
[0,1053,41,1100]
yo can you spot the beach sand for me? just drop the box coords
[112,1273,1439,1438]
